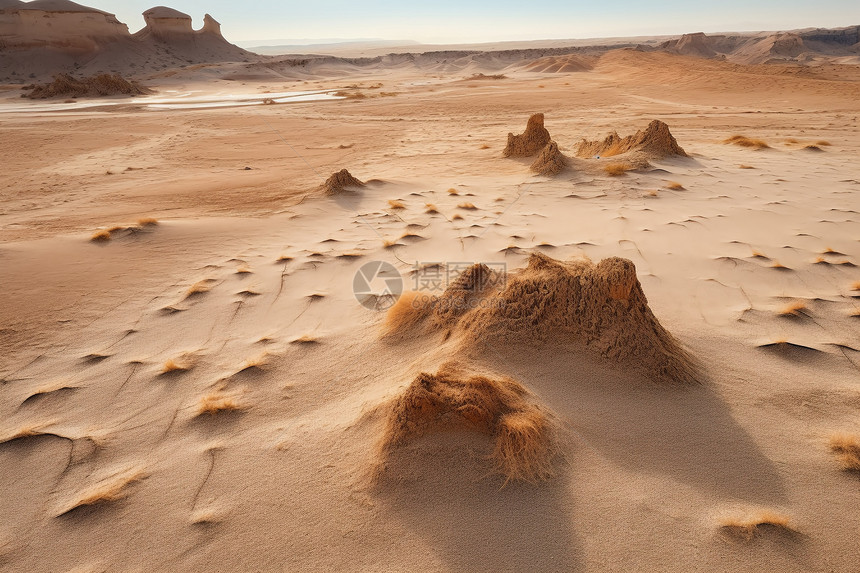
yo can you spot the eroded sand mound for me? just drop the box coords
[385,253,696,383]
[575,119,688,160]
[22,73,150,99]
[530,141,567,175]
[503,113,551,157]
[321,169,365,195]
[522,54,593,73]
[378,364,556,484]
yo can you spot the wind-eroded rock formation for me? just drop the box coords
[0,0,253,80]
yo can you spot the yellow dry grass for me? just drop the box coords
[720,510,795,540]
[185,280,215,297]
[387,199,406,209]
[850,281,860,291]
[664,181,685,190]
[196,389,247,416]
[447,188,459,195]
[777,301,808,317]
[724,135,770,149]
[381,365,556,485]
[425,203,439,214]
[479,144,491,149]
[770,261,789,270]
[382,291,431,334]
[58,466,146,516]
[90,229,111,242]
[830,434,860,472]
[291,334,319,345]
[603,162,631,176]
[137,217,158,226]
[457,202,477,210]
[816,140,832,146]
[162,353,196,374]
[739,164,755,169]
[452,213,464,220]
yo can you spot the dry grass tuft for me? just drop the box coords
[447,188,459,195]
[380,365,557,484]
[58,466,147,516]
[603,162,631,176]
[196,389,247,416]
[382,239,400,249]
[457,202,477,210]
[387,199,406,209]
[382,291,432,334]
[425,203,439,214]
[770,260,790,270]
[739,164,755,169]
[91,229,111,242]
[777,300,808,317]
[479,144,491,150]
[185,280,215,298]
[137,217,158,226]
[239,352,272,372]
[829,434,860,472]
[276,255,293,263]
[665,181,685,190]
[235,266,252,275]
[161,353,196,374]
[751,250,768,259]
[291,334,319,345]
[645,189,659,197]
[452,213,464,220]
[851,281,860,291]
[719,510,796,540]
[724,135,770,149]
[815,140,832,146]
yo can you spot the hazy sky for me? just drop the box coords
[87,0,860,43]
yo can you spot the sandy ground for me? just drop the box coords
[1,50,859,572]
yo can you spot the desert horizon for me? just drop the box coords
[1,1,859,572]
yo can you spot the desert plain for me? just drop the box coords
[1,8,860,572]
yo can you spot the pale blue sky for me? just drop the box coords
[84,0,860,43]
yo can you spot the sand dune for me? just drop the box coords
[0,26,859,573]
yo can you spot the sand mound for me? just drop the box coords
[320,169,365,195]
[22,73,150,99]
[522,54,593,73]
[575,120,688,160]
[385,253,696,383]
[503,113,551,158]
[379,364,556,484]
[530,141,568,175]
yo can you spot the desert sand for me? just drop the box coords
[1,5,860,572]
